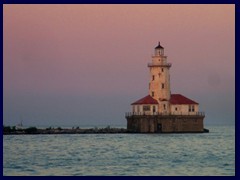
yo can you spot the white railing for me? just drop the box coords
[125,111,205,117]
[148,63,172,67]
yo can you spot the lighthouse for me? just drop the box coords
[125,42,206,133]
[148,42,171,113]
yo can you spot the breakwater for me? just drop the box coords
[3,126,209,135]
[3,126,128,135]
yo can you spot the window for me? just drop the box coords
[143,106,150,111]
[137,105,140,112]
[153,106,156,113]
[162,83,164,89]
[158,73,161,77]
[163,104,166,110]
[175,107,178,111]
[152,91,154,97]
[152,75,155,81]
[162,68,164,72]
[189,105,195,112]
[159,59,160,61]
[160,49,164,55]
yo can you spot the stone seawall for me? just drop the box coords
[126,115,206,133]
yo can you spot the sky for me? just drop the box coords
[3,4,235,127]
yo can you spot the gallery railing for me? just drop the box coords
[147,63,172,67]
[125,111,205,118]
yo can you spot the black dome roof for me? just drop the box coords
[155,42,164,49]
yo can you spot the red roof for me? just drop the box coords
[131,95,158,105]
[170,94,198,105]
[131,94,198,105]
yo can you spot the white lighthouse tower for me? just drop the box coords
[148,42,171,113]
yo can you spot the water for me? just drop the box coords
[3,125,235,176]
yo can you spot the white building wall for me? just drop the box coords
[170,104,199,115]
[131,104,159,115]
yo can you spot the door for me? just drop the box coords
[157,123,162,133]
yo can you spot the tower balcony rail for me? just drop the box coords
[148,63,172,67]
[125,111,205,118]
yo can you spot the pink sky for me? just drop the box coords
[3,4,235,126]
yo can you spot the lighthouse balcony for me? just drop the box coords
[125,111,205,118]
[148,62,172,67]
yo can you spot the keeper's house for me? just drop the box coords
[125,42,206,133]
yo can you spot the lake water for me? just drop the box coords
[3,125,235,176]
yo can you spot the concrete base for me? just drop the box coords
[126,115,205,133]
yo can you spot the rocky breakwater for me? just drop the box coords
[3,126,128,135]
